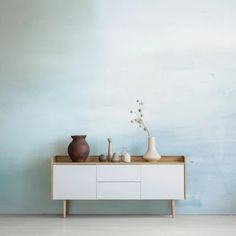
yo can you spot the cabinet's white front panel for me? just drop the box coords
[141,165,185,199]
[53,165,96,200]
[97,165,140,182]
[97,182,140,199]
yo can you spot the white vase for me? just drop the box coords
[121,151,131,163]
[143,137,161,162]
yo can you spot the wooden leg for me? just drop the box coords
[63,200,67,218]
[171,200,176,218]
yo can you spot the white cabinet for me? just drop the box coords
[53,165,96,200]
[52,156,186,217]
[141,165,185,199]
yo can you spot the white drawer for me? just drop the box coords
[97,165,141,182]
[97,182,140,199]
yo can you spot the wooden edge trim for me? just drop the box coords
[52,156,56,164]
[184,156,187,199]
[52,155,186,165]
[51,157,55,200]
[52,162,185,165]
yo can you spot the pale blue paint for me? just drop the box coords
[0,0,236,214]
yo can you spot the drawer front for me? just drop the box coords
[97,165,141,182]
[53,165,96,200]
[97,182,140,199]
[141,165,185,199]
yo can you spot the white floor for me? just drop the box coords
[0,215,236,236]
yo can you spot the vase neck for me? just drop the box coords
[148,137,156,149]
[71,135,86,140]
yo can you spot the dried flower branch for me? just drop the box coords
[130,100,150,137]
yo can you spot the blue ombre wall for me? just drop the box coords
[0,0,236,214]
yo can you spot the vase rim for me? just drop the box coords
[71,135,87,139]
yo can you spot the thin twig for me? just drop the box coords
[130,100,150,137]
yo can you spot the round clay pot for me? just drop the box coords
[68,135,90,162]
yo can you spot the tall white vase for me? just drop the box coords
[143,137,161,162]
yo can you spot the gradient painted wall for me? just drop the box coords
[0,0,236,214]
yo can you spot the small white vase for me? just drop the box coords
[143,137,161,162]
[121,151,131,163]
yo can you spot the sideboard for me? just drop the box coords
[51,156,186,218]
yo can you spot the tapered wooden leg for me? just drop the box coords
[171,200,176,218]
[63,200,67,218]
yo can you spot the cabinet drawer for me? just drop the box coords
[97,182,140,199]
[97,165,141,182]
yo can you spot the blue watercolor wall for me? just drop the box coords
[0,0,236,214]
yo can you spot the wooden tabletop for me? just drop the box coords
[52,155,186,165]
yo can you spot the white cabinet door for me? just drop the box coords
[97,165,140,182]
[141,165,185,200]
[97,182,141,199]
[53,165,96,200]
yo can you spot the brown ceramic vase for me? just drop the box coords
[68,135,90,162]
